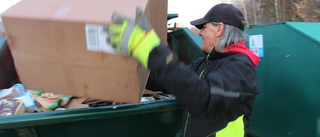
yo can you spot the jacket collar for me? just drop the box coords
[205,48,233,60]
[205,41,260,67]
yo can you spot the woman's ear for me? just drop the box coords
[216,22,224,37]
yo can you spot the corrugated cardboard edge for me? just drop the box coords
[145,0,168,44]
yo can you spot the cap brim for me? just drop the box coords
[190,18,209,29]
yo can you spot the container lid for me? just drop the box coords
[286,22,320,45]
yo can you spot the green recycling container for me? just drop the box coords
[246,22,320,137]
[167,28,204,64]
[0,99,183,137]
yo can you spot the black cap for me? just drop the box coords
[190,3,245,30]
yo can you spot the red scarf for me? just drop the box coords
[224,41,260,67]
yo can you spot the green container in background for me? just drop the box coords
[167,28,204,64]
[246,22,320,137]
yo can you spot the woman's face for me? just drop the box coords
[198,22,223,53]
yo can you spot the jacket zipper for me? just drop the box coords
[184,54,210,137]
[183,111,190,136]
[199,54,209,79]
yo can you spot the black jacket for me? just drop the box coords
[146,43,259,137]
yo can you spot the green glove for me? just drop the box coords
[106,7,160,68]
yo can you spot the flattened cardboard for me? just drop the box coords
[65,97,89,110]
[1,0,168,103]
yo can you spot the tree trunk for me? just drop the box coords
[291,0,296,21]
[282,0,286,21]
[241,0,249,27]
[252,0,258,24]
[278,0,282,20]
[275,0,280,22]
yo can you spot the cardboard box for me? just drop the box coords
[1,0,168,103]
